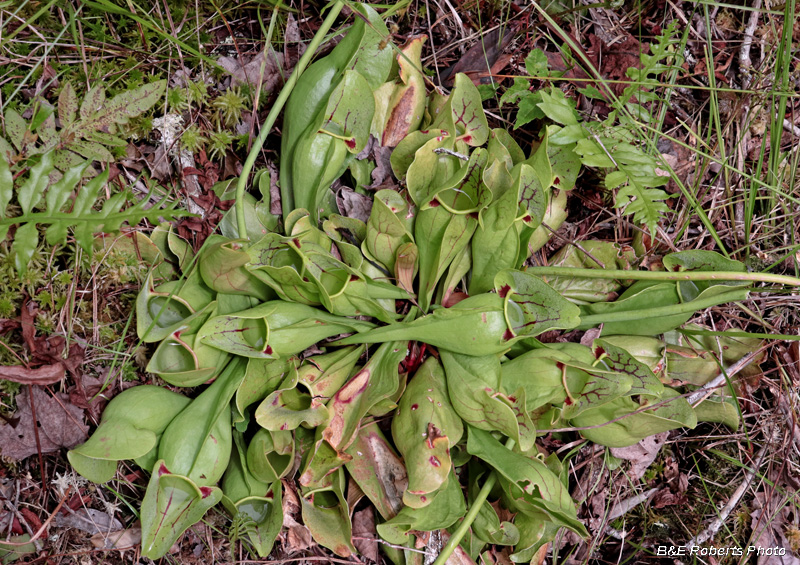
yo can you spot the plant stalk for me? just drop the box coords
[235,0,345,239]
[579,290,750,327]
[432,439,516,565]
[526,267,800,287]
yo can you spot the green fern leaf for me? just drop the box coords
[18,152,53,215]
[12,222,39,275]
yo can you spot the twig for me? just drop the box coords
[607,488,659,522]
[738,0,762,89]
[433,147,470,161]
[684,440,769,549]
[783,118,800,137]
[687,349,764,405]
[0,487,72,546]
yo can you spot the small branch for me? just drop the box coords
[738,0,762,89]
[433,147,470,161]
[687,349,765,405]
[235,0,346,236]
[526,266,800,287]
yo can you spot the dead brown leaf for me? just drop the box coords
[750,492,800,564]
[336,187,373,223]
[90,527,142,550]
[0,364,64,385]
[609,432,669,480]
[54,508,123,535]
[0,387,88,461]
[218,48,285,93]
[352,507,378,562]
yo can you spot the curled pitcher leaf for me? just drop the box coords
[495,269,582,339]
[344,423,408,520]
[380,36,427,147]
[221,433,283,557]
[414,205,477,312]
[136,271,216,342]
[200,301,374,359]
[247,428,295,483]
[146,322,230,387]
[392,357,462,507]
[68,386,191,484]
[300,468,356,557]
[376,472,466,545]
[336,272,579,355]
[363,189,414,275]
[432,73,489,146]
[233,357,296,427]
[440,351,536,452]
[255,346,363,432]
[198,236,274,301]
[324,70,375,154]
[246,233,323,305]
[571,388,697,447]
[140,464,223,559]
[300,339,407,487]
[466,427,587,537]
[141,359,246,558]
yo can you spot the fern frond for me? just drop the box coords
[1,151,189,275]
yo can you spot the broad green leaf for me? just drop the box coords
[200,301,373,359]
[466,427,587,536]
[344,423,407,520]
[12,222,39,275]
[324,70,375,154]
[4,108,27,151]
[140,464,222,560]
[18,151,53,215]
[441,351,536,451]
[68,386,191,483]
[46,160,89,212]
[537,87,579,126]
[546,240,635,303]
[72,167,108,215]
[0,155,12,215]
[392,357,463,507]
[414,205,477,311]
[376,472,466,544]
[79,85,106,119]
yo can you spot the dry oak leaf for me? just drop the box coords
[0,387,88,461]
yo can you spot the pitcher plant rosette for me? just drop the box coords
[67,3,800,563]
